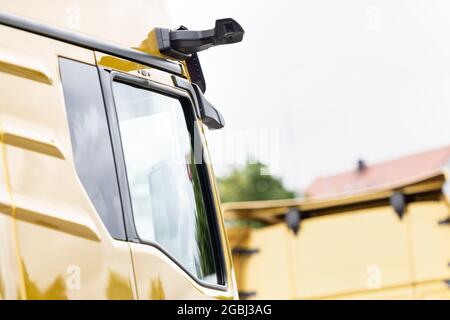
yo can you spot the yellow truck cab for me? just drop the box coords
[0,1,243,299]
[225,170,450,299]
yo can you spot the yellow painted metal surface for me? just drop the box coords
[130,243,234,300]
[225,174,450,299]
[290,206,412,299]
[0,109,22,299]
[409,200,450,283]
[0,1,236,300]
[415,281,450,299]
[230,224,292,299]
[0,20,136,300]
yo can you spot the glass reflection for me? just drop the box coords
[113,81,217,283]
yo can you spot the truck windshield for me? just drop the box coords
[113,80,218,285]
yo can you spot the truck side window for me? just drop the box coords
[112,81,218,285]
[59,58,126,240]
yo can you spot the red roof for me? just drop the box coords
[306,145,450,198]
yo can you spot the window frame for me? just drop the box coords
[98,68,227,290]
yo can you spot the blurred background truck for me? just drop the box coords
[224,145,450,299]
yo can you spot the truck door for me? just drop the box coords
[0,25,136,299]
[97,66,234,299]
[0,10,237,300]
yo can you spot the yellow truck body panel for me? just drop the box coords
[0,0,237,300]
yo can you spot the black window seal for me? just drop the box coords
[0,10,183,75]
[98,68,228,291]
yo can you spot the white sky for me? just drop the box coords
[166,0,450,193]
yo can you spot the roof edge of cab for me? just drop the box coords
[0,10,183,75]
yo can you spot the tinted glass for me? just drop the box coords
[112,81,218,284]
[59,58,125,239]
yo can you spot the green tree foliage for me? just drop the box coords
[218,162,295,203]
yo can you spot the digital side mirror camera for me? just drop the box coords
[155,18,244,93]
[156,18,244,60]
[154,19,243,129]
